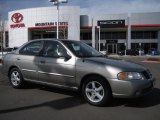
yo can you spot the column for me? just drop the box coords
[158,30,160,52]
[127,14,131,49]
[95,30,98,50]
[92,18,95,48]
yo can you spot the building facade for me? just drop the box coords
[81,13,160,54]
[8,6,80,47]
[3,6,160,54]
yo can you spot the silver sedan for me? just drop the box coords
[2,39,155,106]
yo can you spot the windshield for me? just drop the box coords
[61,40,104,58]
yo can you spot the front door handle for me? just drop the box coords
[40,60,45,64]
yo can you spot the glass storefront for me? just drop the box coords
[131,31,158,39]
[30,28,68,40]
[131,43,158,54]
[80,32,92,40]
[80,30,159,54]
[100,32,126,39]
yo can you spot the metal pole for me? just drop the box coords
[92,18,95,48]
[2,22,3,56]
[127,13,131,49]
[1,34,3,57]
[57,2,59,39]
[49,0,68,39]
[125,42,126,56]
[139,43,141,56]
[0,15,2,53]
[99,27,100,51]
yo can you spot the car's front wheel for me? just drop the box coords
[9,68,24,88]
[82,76,112,106]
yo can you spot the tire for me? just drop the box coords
[82,76,112,106]
[9,68,25,89]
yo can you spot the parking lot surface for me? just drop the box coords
[0,56,160,120]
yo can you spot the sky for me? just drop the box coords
[0,0,160,20]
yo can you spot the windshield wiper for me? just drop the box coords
[78,54,105,58]
[94,55,105,57]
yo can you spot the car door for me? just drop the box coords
[38,41,76,87]
[15,41,43,81]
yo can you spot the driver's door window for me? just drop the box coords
[42,41,67,58]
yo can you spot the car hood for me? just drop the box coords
[84,57,147,72]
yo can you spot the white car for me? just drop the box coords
[0,52,7,60]
[0,47,18,60]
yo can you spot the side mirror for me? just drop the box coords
[57,51,71,61]
[64,53,71,60]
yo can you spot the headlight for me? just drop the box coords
[118,72,144,80]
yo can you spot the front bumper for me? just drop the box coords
[110,77,156,98]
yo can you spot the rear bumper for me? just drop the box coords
[110,77,155,98]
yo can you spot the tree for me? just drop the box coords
[0,3,5,53]
[58,14,70,39]
[59,22,68,39]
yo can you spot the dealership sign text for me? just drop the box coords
[97,20,125,28]
[35,22,68,26]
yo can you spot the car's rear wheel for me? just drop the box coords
[9,68,24,88]
[82,76,112,106]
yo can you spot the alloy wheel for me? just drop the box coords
[85,81,104,103]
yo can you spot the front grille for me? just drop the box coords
[141,70,152,79]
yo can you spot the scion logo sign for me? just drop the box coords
[10,13,25,28]
[97,20,125,28]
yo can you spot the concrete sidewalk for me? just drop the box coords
[108,54,160,58]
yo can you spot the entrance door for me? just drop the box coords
[107,44,117,54]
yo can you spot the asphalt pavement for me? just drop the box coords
[0,56,160,120]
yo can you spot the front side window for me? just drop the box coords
[62,41,103,58]
[19,41,43,56]
[42,41,68,58]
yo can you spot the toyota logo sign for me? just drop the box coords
[10,13,25,28]
[11,13,23,23]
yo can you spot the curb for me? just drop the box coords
[142,60,160,63]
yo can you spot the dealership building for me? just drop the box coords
[2,6,160,54]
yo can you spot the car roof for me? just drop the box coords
[17,39,80,52]
[29,39,78,42]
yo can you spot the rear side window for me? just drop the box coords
[19,41,43,56]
